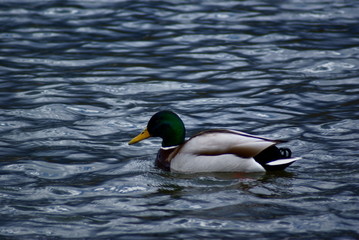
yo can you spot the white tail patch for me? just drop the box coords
[266,157,301,166]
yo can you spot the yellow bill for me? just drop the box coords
[128,128,151,145]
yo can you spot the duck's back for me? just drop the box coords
[169,130,279,173]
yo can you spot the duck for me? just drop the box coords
[128,111,300,173]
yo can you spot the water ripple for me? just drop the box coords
[1,0,359,239]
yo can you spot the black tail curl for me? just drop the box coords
[254,146,293,171]
[279,148,292,158]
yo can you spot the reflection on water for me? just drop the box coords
[1,0,359,239]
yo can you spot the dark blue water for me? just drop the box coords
[1,1,358,239]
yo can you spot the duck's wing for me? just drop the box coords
[180,129,281,158]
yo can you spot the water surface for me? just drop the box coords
[0,0,358,239]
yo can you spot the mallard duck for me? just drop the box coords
[128,111,300,173]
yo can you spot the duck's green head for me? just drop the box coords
[128,111,186,147]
